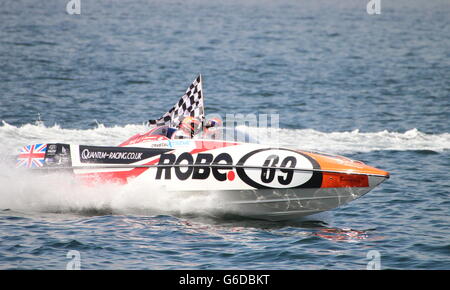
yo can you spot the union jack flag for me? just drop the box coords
[16,144,47,168]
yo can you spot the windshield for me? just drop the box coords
[195,127,258,143]
[146,125,170,136]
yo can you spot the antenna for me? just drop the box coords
[36,112,44,126]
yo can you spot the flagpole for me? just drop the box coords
[199,73,205,130]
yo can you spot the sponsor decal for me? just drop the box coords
[44,143,72,168]
[168,139,191,147]
[79,146,172,164]
[81,149,143,160]
[235,148,323,189]
[149,142,170,148]
[156,152,233,181]
[154,148,322,188]
[47,144,57,155]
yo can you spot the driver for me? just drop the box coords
[171,116,202,139]
[202,117,223,139]
[205,117,222,130]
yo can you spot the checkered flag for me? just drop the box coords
[148,75,205,128]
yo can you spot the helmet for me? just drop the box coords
[205,117,223,129]
[179,116,202,136]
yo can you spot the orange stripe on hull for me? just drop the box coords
[301,151,389,188]
[302,151,389,177]
[321,172,369,188]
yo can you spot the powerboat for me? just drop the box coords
[15,76,389,220]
